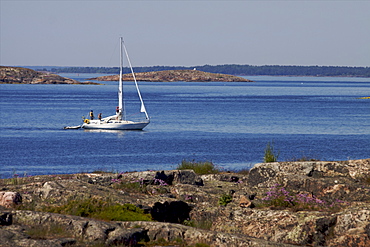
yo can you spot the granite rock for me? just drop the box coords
[0,159,369,246]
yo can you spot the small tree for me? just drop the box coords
[264,141,279,163]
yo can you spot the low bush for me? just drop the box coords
[112,176,169,195]
[44,197,152,221]
[177,160,220,175]
[112,178,146,193]
[218,193,233,206]
[259,184,349,212]
[263,141,279,163]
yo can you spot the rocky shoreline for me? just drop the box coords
[0,66,100,85]
[0,66,252,84]
[1,159,369,246]
[90,69,253,82]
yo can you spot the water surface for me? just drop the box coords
[0,75,369,178]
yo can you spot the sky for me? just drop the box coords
[1,0,370,67]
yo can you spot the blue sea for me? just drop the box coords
[0,74,369,178]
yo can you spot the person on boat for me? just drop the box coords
[90,110,94,120]
[116,106,119,114]
[98,113,102,120]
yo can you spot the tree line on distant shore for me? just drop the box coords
[47,64,370,77]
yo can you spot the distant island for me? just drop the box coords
[0,66,100,84]
[2,65,369,85]
[43,64,370,77]
[0,66,251,84]
[89,70,253,82]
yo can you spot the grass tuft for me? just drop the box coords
[177,160,220,175]
[218,193,233,206]
[263,141,279,163]
[43,197,152,221]
[112,176,169,195]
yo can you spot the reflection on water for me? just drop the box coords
[82,128,146,137]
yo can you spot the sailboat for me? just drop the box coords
[81,37,150,130]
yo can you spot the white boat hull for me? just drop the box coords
[82,120,149,130]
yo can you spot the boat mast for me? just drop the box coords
[118,37,124,120]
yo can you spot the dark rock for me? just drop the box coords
[248,194,256,200]
[115,170,204,186]
[151,201,192,223]
[308,170,324,178]
[173,170,204,186]
[155,171,174,185]
[0,211,12,225]
[247,166,276,186]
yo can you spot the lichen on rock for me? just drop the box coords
[0,158,369,246]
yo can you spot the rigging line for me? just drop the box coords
[126,112,141,118]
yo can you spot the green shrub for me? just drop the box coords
[263,141,279,163]
[218,194,233,206]
[44,198,152,221]
[112,180,145,193]
[177,160,220,175]
[112,176,169,195]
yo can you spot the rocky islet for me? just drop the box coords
[0,66,98,84]
[89,69,253,82]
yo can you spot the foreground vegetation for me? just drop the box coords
[43,198,152,222]
[2,156,369,246]
[258,183,349,212]
[177,160,220,175]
